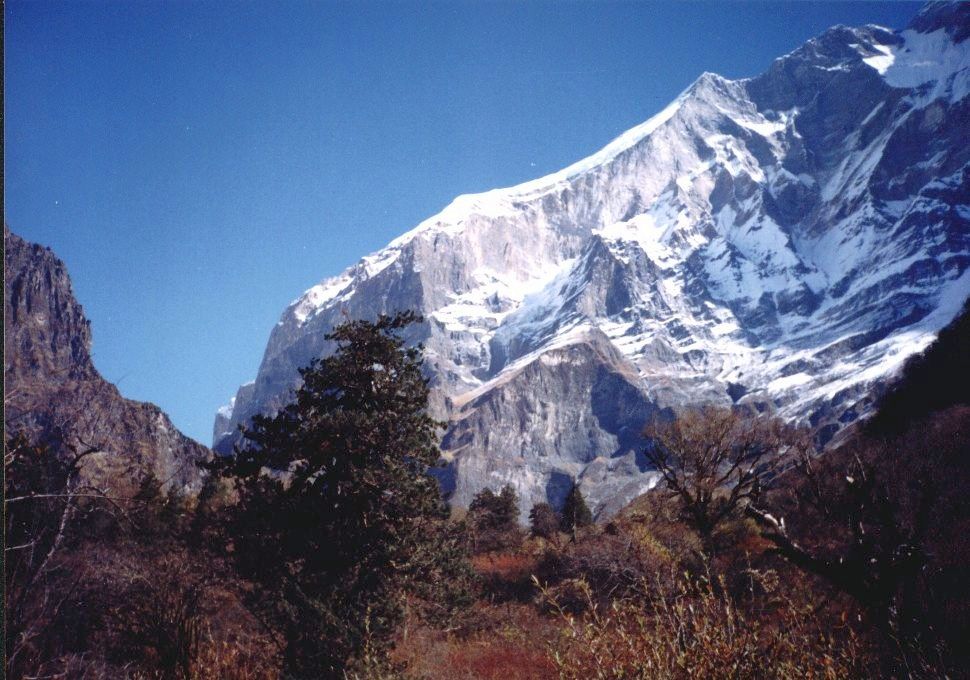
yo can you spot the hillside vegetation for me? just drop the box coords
[6,304,969,679]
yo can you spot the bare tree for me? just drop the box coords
[643,406,804,555]
[4,433,125,677]
[107,553,208,680]
[745,408,970,670]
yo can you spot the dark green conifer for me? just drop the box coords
[468,484,522,552]
[222,311,468,677]
[560,483,593,537]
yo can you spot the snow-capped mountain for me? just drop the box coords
[216,4,970,519]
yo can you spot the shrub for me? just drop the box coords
[468,485,524,553]
[543,572,870,679]
[529,502,560,540]
[536,530,675,612]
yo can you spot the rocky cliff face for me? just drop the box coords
[4,226,210,492]
[216,4,970,519]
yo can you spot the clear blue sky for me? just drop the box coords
[4,1,921,444]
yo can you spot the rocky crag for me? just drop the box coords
[4,226,210,493]
[216,4,970,519]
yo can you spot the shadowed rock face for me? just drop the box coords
[216,5,970,518]
[438,328,670,520]
[4,226,210,493]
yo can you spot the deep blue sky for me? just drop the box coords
[4,1,921,444]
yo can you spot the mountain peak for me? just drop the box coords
[910,2,970,41]
[216,10,970,518]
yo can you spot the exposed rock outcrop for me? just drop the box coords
[216,5,970,518]
[4,226,210,493]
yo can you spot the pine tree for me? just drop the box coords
[560,483,593,538]
[222,311,466,677]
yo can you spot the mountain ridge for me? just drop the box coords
[216,4,969,518]
[4,225,211,493]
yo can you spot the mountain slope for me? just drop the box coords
[4,226,210,492]
[216,4,970,518]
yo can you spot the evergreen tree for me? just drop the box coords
[468,484,522,552]
[560,483,593,537]
[222,311,466,677]
[529,502,560,539]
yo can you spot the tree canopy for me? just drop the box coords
[643,407,800,554]
[560,484,593,537]
[223,311,465,677]
[529,502,560,539]
[468,485,522,553]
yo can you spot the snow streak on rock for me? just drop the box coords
[216,4,970,519]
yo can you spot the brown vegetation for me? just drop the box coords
[7,409,964,678]
[6,303,967,678]
[543,573,867,680]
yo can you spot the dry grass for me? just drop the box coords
[470,551,539,581]
[188,632,280,680]
[542,572,870,680]
[393,602,557,680]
